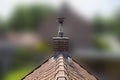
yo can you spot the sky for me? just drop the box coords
[0,0,120,19]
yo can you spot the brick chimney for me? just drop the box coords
[53,17,69,52]
[53,37,69,52]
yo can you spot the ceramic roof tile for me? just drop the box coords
[22,55,97,80]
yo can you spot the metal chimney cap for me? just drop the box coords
[57,17,65,25]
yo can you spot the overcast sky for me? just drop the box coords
[0,0,120,19]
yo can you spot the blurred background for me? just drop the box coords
[0,0,120,80]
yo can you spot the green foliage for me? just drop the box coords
[93,9,120,37]
[3,67,33,80]
[93,15,106,33]
[113,9,120,38]
[33,41,51,53]
[0,19,7,32]
[93,36,109,50]
[8,5,52,31]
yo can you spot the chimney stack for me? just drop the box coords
[53,18,69,52]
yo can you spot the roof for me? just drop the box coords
[22,53,97,80]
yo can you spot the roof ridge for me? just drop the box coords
[54,55,69,80]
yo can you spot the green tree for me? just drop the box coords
[9,5,52,31]
[93,14,108,34]
[114,9,120,38]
